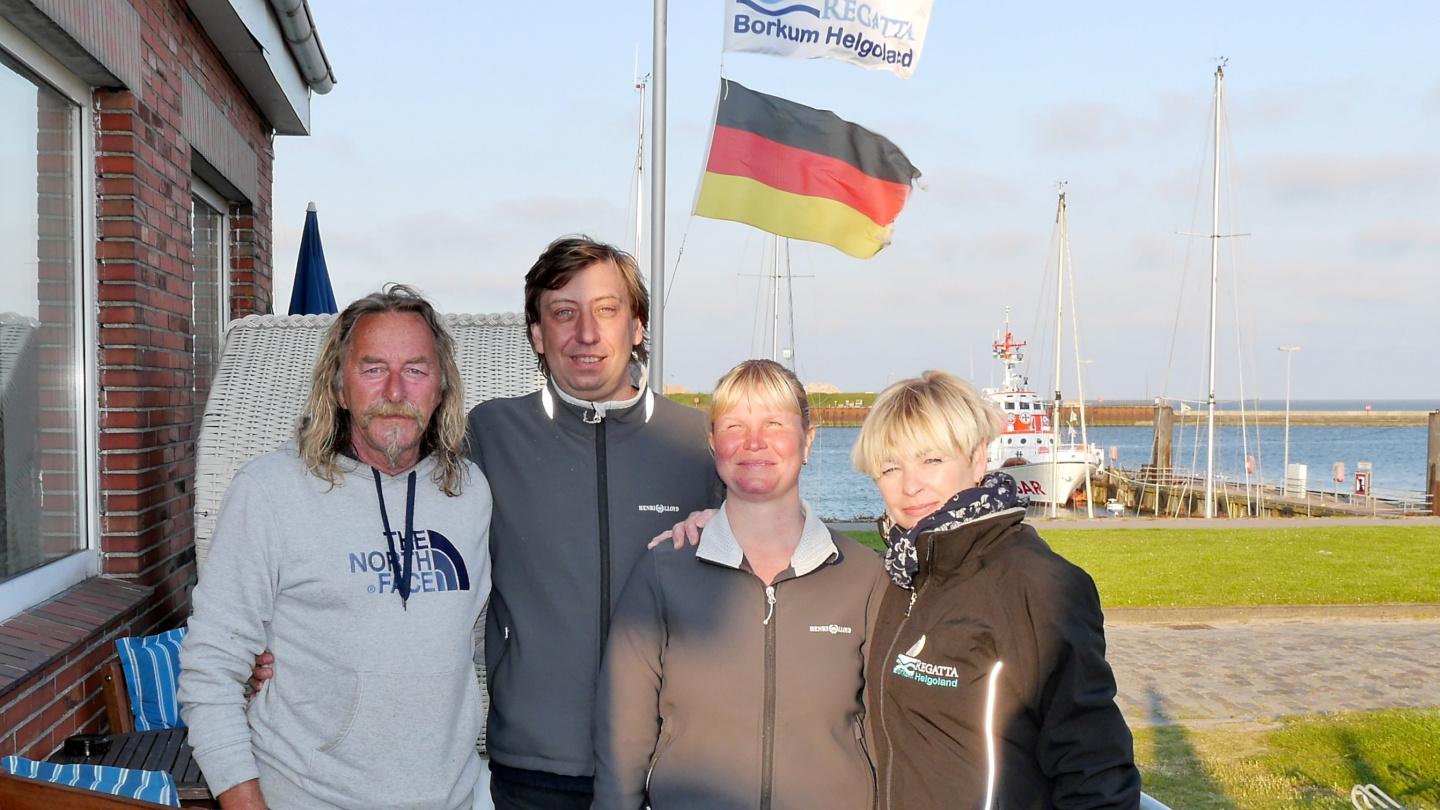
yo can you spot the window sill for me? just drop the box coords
[0,577,150,700]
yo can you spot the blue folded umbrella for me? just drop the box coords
[288,202,338,315]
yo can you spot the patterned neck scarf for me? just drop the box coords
[880,471,1025,589]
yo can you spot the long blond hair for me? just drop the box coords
[297,284,469,496]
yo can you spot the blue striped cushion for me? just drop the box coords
[1,755,180,806]
[115,627,187,731]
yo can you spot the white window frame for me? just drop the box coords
[0,16,101,623]
[191,178,231,327]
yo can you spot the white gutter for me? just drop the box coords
[266,0,335,94]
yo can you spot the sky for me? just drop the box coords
[272,1,1440,402]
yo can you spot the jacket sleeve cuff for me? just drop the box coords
[190,738,261,798]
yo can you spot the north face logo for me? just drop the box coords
[348,529,471,595]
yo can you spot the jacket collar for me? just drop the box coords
[913,506,1027,589]
[697,499,837,578]
[539,363,655,424]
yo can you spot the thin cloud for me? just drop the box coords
[1353,221,1440,256]
[927,168,1022,205]
[972,231,1039,259]
[1035,92,1203,150]
[1249,154,1440,201]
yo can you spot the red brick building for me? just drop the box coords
[0,0,333,758]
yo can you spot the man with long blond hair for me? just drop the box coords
[179,285,492,810]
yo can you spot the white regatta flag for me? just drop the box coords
[722,0,933,78]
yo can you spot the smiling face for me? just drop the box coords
[874,442,988,530]
[710,397,816,504]
[338,311,443,475]
[530,260,645,403]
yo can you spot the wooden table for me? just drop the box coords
[49,728,213,806]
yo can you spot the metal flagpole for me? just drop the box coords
[649,0,667,393]
[1205,64,1223,519]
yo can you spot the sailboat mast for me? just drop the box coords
[648,0,667,393]
[1051,191,1065,519]
[1205,65,1224,519]
[772,236,781,362]
[633,74,646,258]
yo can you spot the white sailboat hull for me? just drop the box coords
[993,459,1095,506]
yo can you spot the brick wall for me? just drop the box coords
[0,0,276,758]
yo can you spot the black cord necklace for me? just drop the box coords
[372,467,418,609]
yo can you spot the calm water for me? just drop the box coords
[800,424,1432,521]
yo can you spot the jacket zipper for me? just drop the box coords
[596,416,612,666]
[761,583,777,810]
[878,536,934,810]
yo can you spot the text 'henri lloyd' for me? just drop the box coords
[638,503,680,513]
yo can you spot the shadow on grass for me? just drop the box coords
[1141,689,1237,810]
[1285,726,1440,808]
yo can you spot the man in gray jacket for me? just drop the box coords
[466,237,723,810]
[181,287,491,810]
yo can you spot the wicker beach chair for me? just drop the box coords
[192,311,541,754]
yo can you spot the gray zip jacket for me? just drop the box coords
[178,449,491,809]
[466,379,723,778]
[593,501,888,809]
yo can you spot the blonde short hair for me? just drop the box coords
[852,370,1002,478]
[707,359,809,431]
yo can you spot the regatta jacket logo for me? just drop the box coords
[893,635,959,688]
[348,529,471,595]
[809,624,853,634]
[637,503,680,513]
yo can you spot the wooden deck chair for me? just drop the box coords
[191,312,541,753]
[0,771,176,809]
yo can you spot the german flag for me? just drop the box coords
[694,81,921,259]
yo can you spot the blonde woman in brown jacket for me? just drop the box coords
[592,359,888,810]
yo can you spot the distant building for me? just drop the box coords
[0,0,333,758]
[805,382,841,394]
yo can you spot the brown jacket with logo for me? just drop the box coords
[866,507,1140,810]
[593,504,888,810]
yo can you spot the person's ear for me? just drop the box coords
[529,321,545,355]
[970,442,988,486]
[803,425,817,464]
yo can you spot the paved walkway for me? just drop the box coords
[1105,618,1440,727]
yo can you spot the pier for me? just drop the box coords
[807,404,1430,427]
[1083,467,1433,519]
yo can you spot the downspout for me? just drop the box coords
[267,0,337,94]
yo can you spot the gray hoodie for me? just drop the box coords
[178,448,491,809]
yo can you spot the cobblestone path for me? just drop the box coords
[1105,619,1440,726]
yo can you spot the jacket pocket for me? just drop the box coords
[853,717,877,809]
[305,664,483,809]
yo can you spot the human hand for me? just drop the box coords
[648,509,718,550]
[247,651,274,699]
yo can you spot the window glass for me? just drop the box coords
[191,195,224,429]
[0,55,83,582]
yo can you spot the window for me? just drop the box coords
[0,25,97,621]
[191,184,229,431]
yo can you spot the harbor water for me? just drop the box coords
[800,424,1431,522]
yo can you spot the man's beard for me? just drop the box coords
[358,401,427,467]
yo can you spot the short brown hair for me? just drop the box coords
[297,284,469,496]
[524,236,649,376]
[852,370,1001,478]
[708,359,810,432]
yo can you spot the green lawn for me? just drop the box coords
[1135,708,1440,809]
[846,526,1440,608]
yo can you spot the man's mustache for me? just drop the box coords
[359,401,426,424]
